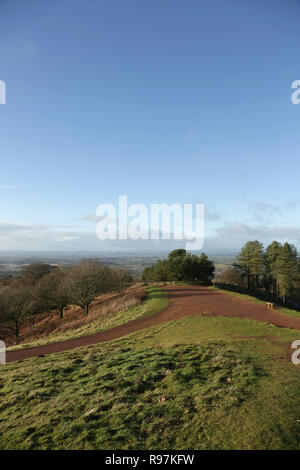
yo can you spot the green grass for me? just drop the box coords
[1,309,300,449]
[213,285,300,319]
[8,286,168,351]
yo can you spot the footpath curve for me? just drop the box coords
[6,286,300,363]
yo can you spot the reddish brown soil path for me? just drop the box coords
[6,286,300,363]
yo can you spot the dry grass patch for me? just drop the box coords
[4,286,146,348]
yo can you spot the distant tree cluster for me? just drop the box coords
[215,240,300,304]
[142,249,215,284]
[0,260,132,340]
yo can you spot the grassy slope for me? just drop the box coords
[213,285,300,319]
[1,306,300,449]
[8,286,168,350]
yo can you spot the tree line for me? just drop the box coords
[0,260,132,340]
[142,249,215,284]
[215,240,300,304]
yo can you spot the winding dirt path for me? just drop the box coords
[6,286,300,363]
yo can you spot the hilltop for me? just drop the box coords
[1,285,300,449]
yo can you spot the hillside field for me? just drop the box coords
[0,286,300,450]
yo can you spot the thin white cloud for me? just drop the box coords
[0,221,200,252]
[249,201,280,223]
[83,214,105,222]
[205,208,221,222]
[1,217,300,254]
[284,200,300,211]
[203,221,300,253]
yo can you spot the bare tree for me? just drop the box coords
[66,260,112,315]
[0,285,33,340]
[111,268,133,307]
[36,269,70,319]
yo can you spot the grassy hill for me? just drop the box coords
[1,287,300,449]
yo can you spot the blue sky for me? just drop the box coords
[0,0,300,253]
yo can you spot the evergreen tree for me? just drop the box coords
[142,250,214,284]
[273,243,298,303]
[236,241,264,290]
[264,241,282,295]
